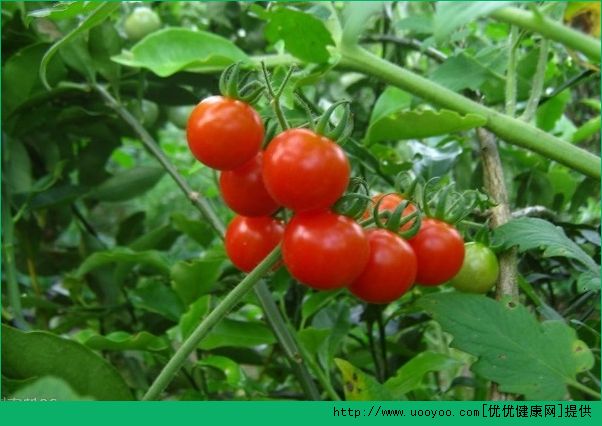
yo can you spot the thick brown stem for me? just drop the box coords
[476,128,519,300]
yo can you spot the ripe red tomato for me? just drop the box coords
[262,128,350,212]
[225,216,284,272]
[349,229,417,304]
[219,152,280,217]
[187,96,264,170]
[408,218,464,286]
[362,193,418,231]
[282,211,369,290]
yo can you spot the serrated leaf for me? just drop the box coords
[367,109,486,144]
[89,166,164,202]
[493,217,599,274]
[74,330,168,352]
[264,8,334,63]
[76,248,170,278]
[11,376,93,401]
[418,293,594,400]
[1,325,132,400]
[112,28,249,76]
[384,351,462,398]
[434,1,514,43]
[334,358,392,401]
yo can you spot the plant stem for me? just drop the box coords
[490,7,601,62]
[1,190,29,330]
[95,84,226,237]
[143,246,282,400]
[96,84,319,400]
[505,26,519,117]
[567,379,601,400]
[476,128,519,300]
[339,46,601,178]
[521,38,549,122]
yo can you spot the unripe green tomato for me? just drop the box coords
[166,105,195,129]
[124,7,161,41]
[450,242,499,293]
[140,100,159,126]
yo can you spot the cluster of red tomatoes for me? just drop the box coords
[186,96,482,304]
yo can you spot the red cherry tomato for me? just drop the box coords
[262,128,350,212]
[225,216,284,272]
[408,218,465,286]
[186,96,263,170]
[282,211,369,290]
[362,193,418,231]
[349,229,417,304]
[220,152,280,217]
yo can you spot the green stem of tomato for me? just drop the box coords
[567,379,602,400]
[96,84,320,400]
[142,246,282,401]
[490,7,601,62]
[338,45,600,179]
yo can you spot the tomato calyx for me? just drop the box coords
[333,177,372,220]
[314,100,353,143]
[371,193,421,238]
[218,62,265,104]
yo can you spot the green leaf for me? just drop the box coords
[434,1,514,43]
[74,330,169,352]
[58,35,96,83]
[129,279,185,322]
[537,90,571,132]
[11,376,93,401]
[199,319,276,350]
[334,358,392,401]
[341,2,383,46]
[179,296,212,339]
[28,2,97,21]
[111,28,249,77]
[369,86,412,126]
[301,291,341,324]
[430,53,496,92]
[171,257,224,305]
[171,213,216,246]
[76,248,170,277]
[197,355,243,386]
[40,2,119,88]
[572,116,601,144]
[2,43,66,114]
[264,8,334,63]
[417,293,595,400]
[297,328,331,355]
[1,325,132,400]
[384,351,462,398]
[89,166,164,202]
[367,109,486,143]
[493,217,599,274]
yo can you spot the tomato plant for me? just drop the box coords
[219,152,280,217]
[282,211,369,290]
[262,128,350,212]
[187,96,264,170]
[408,218,465,286]
[225,215,284,273]
[349,229,417,304]
[450,242,500,293]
